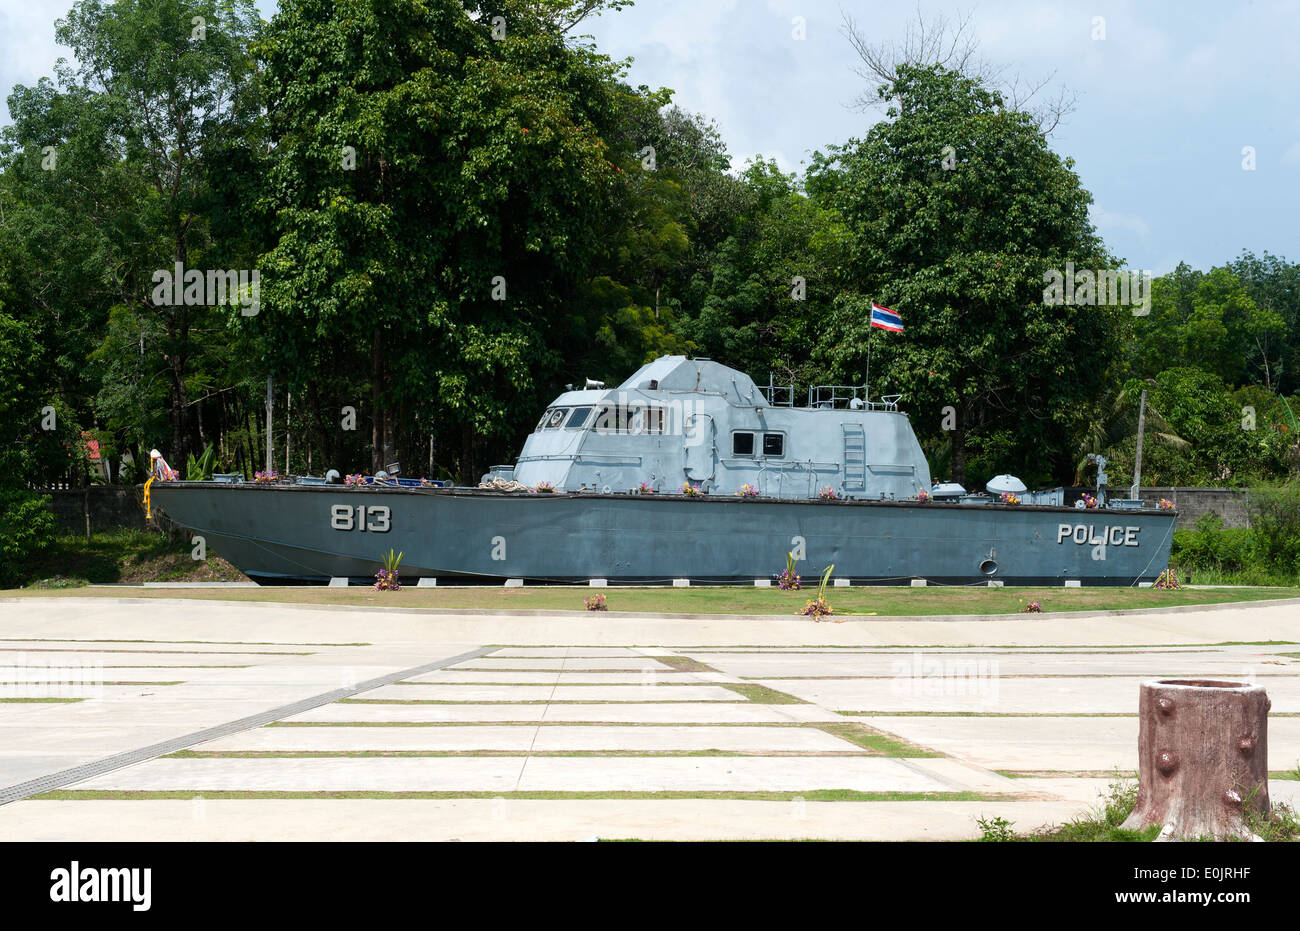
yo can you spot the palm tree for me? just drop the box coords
[1074,379,1188,484]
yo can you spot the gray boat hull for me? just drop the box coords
[149,483,1176,585]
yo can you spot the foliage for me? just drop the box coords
[801,563,835,618]
[186,445,216,482]
[254,0,635,479]
[1169,509,1300,586]
[1027,774,1153,842]
[374,548,403,591]
[0,489,57,587]
[0,3,1296,502]
[806,64,1121,487]
[1245,481,1300,574]
[778,551,801,590]
[583,593,607,611]
[976,815,1016,842]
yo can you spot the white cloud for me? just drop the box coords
[1091,205,1150,238]
[0,0,75,122]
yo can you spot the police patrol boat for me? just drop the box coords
[145,355,1176,585]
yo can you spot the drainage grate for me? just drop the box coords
[0,645,498,806]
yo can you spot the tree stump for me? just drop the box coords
[1122,679,1270,840]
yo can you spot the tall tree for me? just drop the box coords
[806,64,1122,487]
[3,0,264,467]
[256,0,630,479]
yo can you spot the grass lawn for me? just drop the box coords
[5,578,1298,616]
[22,530,246,586]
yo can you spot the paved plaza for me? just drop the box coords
[1,595,1298,840]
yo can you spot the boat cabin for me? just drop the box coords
[485,356,932,499]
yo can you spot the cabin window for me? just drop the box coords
[763,433,785,457]
[732,432,755,456]
[592,402,665,434]
[565,406,594,430]
[544,408,566,429]
[536,408,554,431]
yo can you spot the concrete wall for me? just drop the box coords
[42,486,149,534]
[1135,487,1251,529]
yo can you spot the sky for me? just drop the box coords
[1,0,1297,275]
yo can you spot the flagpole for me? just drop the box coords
[865,317,872,403]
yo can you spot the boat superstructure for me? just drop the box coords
[487,356,929,500]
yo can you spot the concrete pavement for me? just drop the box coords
[1,594,1297,840]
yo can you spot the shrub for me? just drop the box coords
[1170,513,1255,574]
[0,488,57,587]
[1246,481,1300,573]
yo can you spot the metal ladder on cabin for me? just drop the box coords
[842,423,866,491]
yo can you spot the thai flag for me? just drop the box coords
[870,303,904,333]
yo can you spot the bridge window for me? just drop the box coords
[763,433,785,457]
[732,432,755,456]
[544,408,566,429]
[565,406,594,429]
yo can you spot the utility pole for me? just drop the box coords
[265,374,273,473]
[1130,389,1147,500]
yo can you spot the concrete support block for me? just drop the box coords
[672,579,690,587]
[504,578,524,587]
[1064,580,1082,588]
[588,579,607,587]
[910,579,927,587]
[328,577,348,587]
[416,577,437,588]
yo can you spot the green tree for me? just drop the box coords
[807,64,1122,486]
[255,0,631,479]
[684,158,851,387]
[1136,265,1284,387]
[2,0,265,470]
